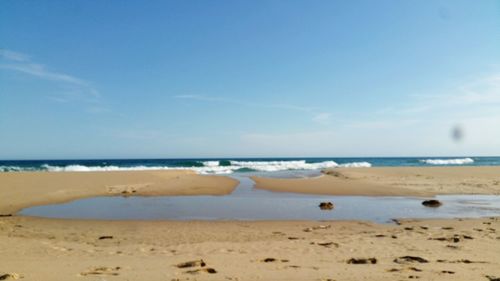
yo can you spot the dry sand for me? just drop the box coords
[1,167,500,280]
[0,170,238,214]
[1,216,499,280]
[253,166,500,196]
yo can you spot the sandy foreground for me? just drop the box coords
[253,166,500,196]
[1,167,500,280]
[1,217,499,281]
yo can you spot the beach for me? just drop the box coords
[1,167,500,280]
[3,0,498,279]
[253,166,500,196]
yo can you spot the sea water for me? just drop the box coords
[2,156,500,174]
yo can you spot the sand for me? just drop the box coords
[253,166,500,196]
[0,170,238,214]
[1,216,499,280]
[1,167,500,280]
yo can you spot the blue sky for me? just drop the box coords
[1,0,499,159]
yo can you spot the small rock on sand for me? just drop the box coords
[319,202,334,210]
[422,200,442,208]
[176,260,206,268]
[347,258,377,264]
[393,256,429,264]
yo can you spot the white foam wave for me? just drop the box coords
[40,164,236,175]
[42,164,125,172]
[201,161,220,167]
[228,160,339,172]
[2,160,372,175]
[338,161,372,168]
[420,158,474,165]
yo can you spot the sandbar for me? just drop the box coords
[0,170,238,214]
[253,166,500,196]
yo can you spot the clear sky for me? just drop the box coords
[1,0,499,159]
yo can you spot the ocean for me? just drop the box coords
[1,156,499,174]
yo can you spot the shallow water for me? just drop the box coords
[19,175,500,223]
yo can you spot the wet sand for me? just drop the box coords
[253,166,500,196]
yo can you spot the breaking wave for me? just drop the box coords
[0,165,39,172]
[419,158,474,165]
[338,161,372,168]
[1,160,372,174]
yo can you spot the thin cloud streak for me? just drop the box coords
[0,49,30,62]
[174,94,314,112]
[312,112,332,124]
[377,73,500,117]
[0,63,89,87]
[0,49,103,107]
[173,94,329,124]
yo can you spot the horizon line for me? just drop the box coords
[0,155,495,162]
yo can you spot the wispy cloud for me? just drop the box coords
[345,118,421,130]
[0,49,102,104]
[173,94,330,124]
[408,75,500,108]
[349,72,500,140]
[0,49,30,62]
[377,73,500,117]
[449,74,500,104]
[312,112,332,124]
[173,94,314,112]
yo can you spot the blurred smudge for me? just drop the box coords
[451,125,464,142]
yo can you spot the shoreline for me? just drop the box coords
[0,170,238,214]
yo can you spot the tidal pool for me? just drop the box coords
[19,175,500,223]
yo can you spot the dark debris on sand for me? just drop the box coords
[393,256,429,264]
[347,258,377,264]
[176,260,206,268]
